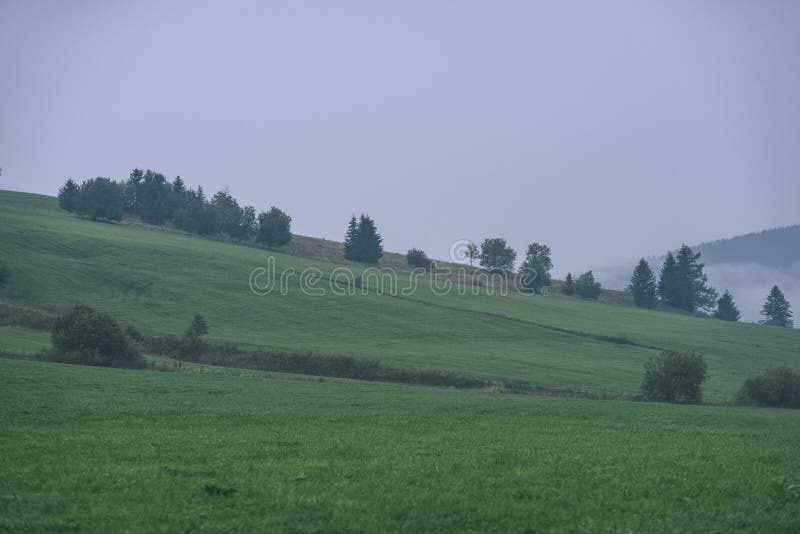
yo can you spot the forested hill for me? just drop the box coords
[694,225,800,268]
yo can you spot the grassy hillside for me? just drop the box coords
[2,358,799,532]
[1,190,799,400]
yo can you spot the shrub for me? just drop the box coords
[640,351,707,404]
[0,259,10,288]
[406,248,432,269]
[178,314,210,358]
[50,304,142,367]
[734,367,800,408]
[77,177,125,221]
[575,270,602,300]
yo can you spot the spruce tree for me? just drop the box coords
[674,245,717,312]
[58,179,80,212]
[714,290,740,322]
[343,216,358,261]
[355,215,383,264]
[760,285,793,327]
[629,258,657,308]
[562,273,575,295]
[658,252,679,307]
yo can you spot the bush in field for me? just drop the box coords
[406,248,431,269]
[640,351,707,404]
[179,314,209,358]
[50,304,142,368]
[575,270,602,300]
[0,259,10,288]
[734,367,800,409]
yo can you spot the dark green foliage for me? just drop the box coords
[575,271,601,300]
[761,285,793,327]
[239,206,257,241]
[123,168,144,214]
[124,325,144,343]
[179,314,210,359]
[160,340,490,390]
[562,273,575,295]
[211,189,243,238]
[673,245,717,312]
[139,170,170,224]
[479,238,516,272]
[519,243,552,294]
[628,259,657,308]
[657,252,679,307]
[186,314,209,339]
[714,290,740,322]
[406,248,431,269]
[0,259,10,288]
[640,351,707,404]
[343,216,359,260]
[257,207,293,248]
[0,302,55,330]
[735,367,800,408]
[76,178,124,221]
[174,187,217,235]
[49,304,142,368]
[342,214,383,263]
[57,179,80,212]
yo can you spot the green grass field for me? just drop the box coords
[1,358,799,532]
[3,189,800,531]
[1,190,798,400]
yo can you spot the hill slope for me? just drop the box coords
[1,190,799,400]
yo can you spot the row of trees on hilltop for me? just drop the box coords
[626,246,793,327]
[58,172,292,248]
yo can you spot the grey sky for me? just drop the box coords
[2,0,798,275]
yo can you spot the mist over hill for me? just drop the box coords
[595,225,800,324]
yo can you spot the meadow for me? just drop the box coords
[2,190,799,400]
[2,357,799,532]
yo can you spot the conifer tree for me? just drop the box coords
[562,273,575,295]
[674,245,717,312]
[714,290,740,322]
[629,258,658,308]
[760,285,793,327]
[343,215,359,261]
[658,252,679,307]
[355,214,383,264]
[57,179,80,212]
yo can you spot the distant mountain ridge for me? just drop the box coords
[693,224,800,269]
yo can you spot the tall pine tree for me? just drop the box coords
[673,245,717,312]
[714,290,740,322]
[658,252,679,307]
[342,214,383,263]
[629,258,657,308]
[562,273,575,295]
[760,285,793,327]
[355,215,383,264]
[343,215,359,261]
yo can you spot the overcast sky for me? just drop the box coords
[1,0,798,274]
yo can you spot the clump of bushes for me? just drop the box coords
[640,351,707,404]
[734,367,800,409]
[575,270,602,300]
[49,304,143,368]
[178,314,209,359]
[0,302,55,330]
[406,248,432,269]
